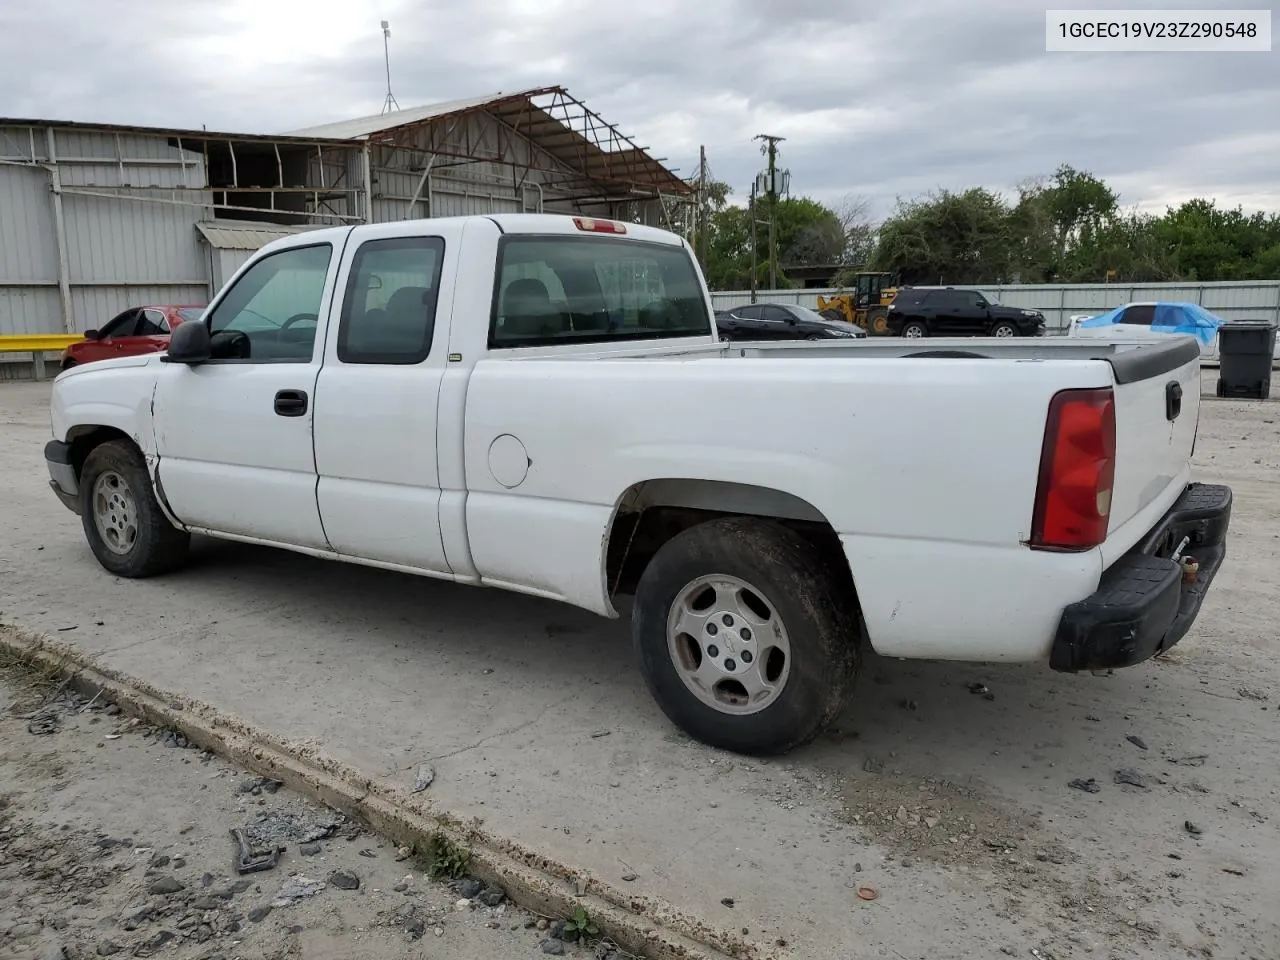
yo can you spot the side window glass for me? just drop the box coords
[101,310,139,338]
[1121,304,1155,326]
[762,306,789,322]
[736,305,760,320]
[206,244,333,362]
[338,237,445,364]
[136,310,167,336]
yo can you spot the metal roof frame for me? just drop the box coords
[285,87,692,198]
[0,117,356,148]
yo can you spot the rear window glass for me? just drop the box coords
[490,235,710,348]
[176,308,205,324]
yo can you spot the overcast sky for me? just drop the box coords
[2,0,1277,220]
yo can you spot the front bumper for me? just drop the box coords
[1050,482,1231,672]
[45,439,81,514]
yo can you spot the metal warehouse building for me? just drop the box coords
[0,86,694,350]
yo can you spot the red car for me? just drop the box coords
[61,304,207,370]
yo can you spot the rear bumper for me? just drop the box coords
[45,439,81,515]
[1050,482,1231,672]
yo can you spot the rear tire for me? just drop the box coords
[79,440,190,578]
[900,320,928,338]
[632,517,862,755]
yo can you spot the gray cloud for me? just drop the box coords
[2,0,1277,219]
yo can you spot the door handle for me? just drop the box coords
[274,389,308,417]
[1165,381,1182,421]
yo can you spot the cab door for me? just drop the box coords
[152,240,343,548]
[311,221,459,574]
[81,309,141,363]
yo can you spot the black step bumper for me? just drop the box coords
[1050,482,1231,672]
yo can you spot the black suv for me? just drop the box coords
[886,288,1046,338]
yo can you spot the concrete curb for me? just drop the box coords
[0,624,781,960]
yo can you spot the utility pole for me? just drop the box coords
[696,144,708,272]
[749,181,758,304]
[754,133,785,291]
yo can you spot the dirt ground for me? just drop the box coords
[0,664,625,960]
[0,377,1278,960]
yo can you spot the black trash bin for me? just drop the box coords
[1216,320,1276,400]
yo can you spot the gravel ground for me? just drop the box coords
[0,663,628,960]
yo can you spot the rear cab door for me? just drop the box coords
[311,219,462,575]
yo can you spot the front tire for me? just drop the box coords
[632,517,862,755]
[80,440,190,578]
[991,322,1018,337]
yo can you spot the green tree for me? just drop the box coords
[873,188,1015,284]
[697,188,854,290]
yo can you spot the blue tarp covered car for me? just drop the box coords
[1075,301,1223,346]
[1067,301,1226,360]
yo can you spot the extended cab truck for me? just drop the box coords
[44,214,1232,756]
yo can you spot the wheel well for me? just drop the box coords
[605,479,855,598]
[65,426,133,480]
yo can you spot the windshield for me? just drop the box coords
[491,236,711,348]
[791,305,831,324]
[176,308,206,324]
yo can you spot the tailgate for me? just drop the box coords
[1105,338,1202,541]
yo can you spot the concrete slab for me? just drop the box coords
[2,379,1278,960]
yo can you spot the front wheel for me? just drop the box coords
[80,440,190,578]
[991,322,1018,338]
[632,518,862,755]
[900,320,928,338]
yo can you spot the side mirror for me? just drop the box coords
[786,315,797,325]
[163,320,211,364]
[83,329,101,341]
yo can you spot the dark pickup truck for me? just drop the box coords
[887,287,1047,338]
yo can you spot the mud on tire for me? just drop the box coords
[79,439,190,578]
[632,517,862,755]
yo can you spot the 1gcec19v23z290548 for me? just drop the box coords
[42,213,1231,755]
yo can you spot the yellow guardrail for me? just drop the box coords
[0,334,82,353]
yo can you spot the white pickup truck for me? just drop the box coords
[44,214,1232,755]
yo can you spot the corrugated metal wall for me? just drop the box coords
[1,125,210,336]
[0,161,60,334]
[711,281,1280,332]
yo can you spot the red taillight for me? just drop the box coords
[573,217,627,235]
[1030,387,1116,551]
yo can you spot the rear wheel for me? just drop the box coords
[60,359,77,371]
[632,517,862,755]
[991,321,1018,338]
[901,320,928,338]
[79,440,190,578]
